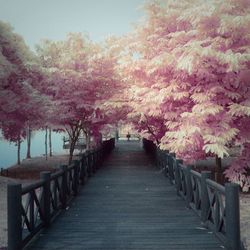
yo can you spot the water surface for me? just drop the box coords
[0,131,66,169]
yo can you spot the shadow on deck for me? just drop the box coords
[26,141,222,250]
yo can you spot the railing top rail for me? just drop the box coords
[68,163,76,171]
[206,178,226,194]
[50,169,64,180]
[21,179,44,195]
[190,169,202,179]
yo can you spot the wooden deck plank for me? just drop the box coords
[26,141,223,250]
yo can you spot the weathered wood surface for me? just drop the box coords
[26,141,223,250]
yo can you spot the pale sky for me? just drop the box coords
[0,0,147,49]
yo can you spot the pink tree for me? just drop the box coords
[123,0,250,185]
[0,21,47,164]
[37,34,122,163]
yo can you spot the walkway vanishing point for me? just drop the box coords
[24,141,223,250]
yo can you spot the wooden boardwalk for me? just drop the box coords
[26,141,223,250]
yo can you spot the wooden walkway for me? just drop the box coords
[26,141,223,250]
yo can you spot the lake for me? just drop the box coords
[0,131,67,169]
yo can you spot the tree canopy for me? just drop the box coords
[0,0,250,190]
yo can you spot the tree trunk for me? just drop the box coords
[66,123,82,164]
[17,139,21,165]
[26,127,32,159]
[49,128,52,157]
[45,126,48,160]
[215,155,222,183]
[68,139,76,164]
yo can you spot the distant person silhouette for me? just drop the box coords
[126,132,131,141]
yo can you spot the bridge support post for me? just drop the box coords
[225,183,241,250]
[7,183,22,250]
[60,165,68,209]
[185,165,192,208]
[201,171,211,224]
[40,171,51,227]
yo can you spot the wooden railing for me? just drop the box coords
[7,138,115,250]
[143,138,243,250]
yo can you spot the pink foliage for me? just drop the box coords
[122,0,250,189]
[1,1,250,189]
[225,143,250,191]
[0,21,47,142]
[36,33,122,153]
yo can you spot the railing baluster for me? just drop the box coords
[60,165,68,209]
[80,155,87,185]
[163,150,169,177]
[201,171,211,224]
[72,160,80,196]
[169,153,175,184]
[175,159,183,196]
[40,171,51,227]
[215,193,220,231]
[54,179,58,209]
[185,165,192,208]
[30,191,35,231]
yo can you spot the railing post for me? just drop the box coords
[60,165,68,209]
[7,183,22,250]
[163,151,169,177]
[201,171,211,224]
[80,155,86,185]
[169,153,175,184]
[185,165,192,207]
[84,154,89,183]
[225,183,241,250]
[86,152,92,177]
[72,160,80,196]
[40,171,51,227]
[175,159,183,195]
